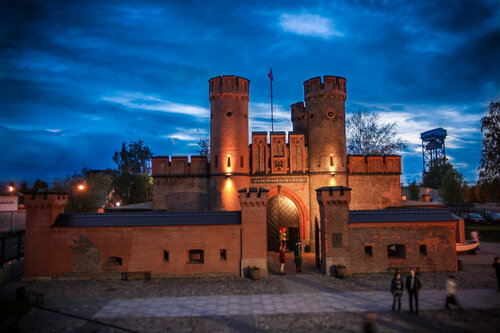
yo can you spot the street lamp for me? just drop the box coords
[77,184,85,191]
[8,186,14,192]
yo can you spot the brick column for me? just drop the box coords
[238,187,269,277]
[24,192,68,280]
[316,186,351,276]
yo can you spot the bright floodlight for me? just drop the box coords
[77,184,85,191]
[116,202,121,207]
[8,186,14,192]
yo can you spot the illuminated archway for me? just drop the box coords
[267,186,309,251]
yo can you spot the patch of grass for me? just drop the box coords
[0,297,32,322]
[465,224,500,242]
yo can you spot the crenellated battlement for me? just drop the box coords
[152,155,209,176]
[209,75,250,101]
[348,155,401,174]
[290,102,306,119]
[24,192,68,209]
[304,76,346,101]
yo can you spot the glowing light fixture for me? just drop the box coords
[116,202,121,207]
[77,184,85,191]
[8,186,14,192]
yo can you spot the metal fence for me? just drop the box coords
[0,230,25,268]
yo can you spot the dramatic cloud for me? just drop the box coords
[279,13,344,38]
[0,0,498,185]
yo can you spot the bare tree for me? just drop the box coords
[346,109,407,155]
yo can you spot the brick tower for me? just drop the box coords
[291,76,348,251]
[209,75,250,210]
[24,192,68,280]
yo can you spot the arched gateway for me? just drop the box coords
[267,194,300,252]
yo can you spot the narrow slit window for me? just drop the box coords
[365,246,373,257]
[419,245,427,256]
[330,155,334,167]
[240,156,244,168]
[215,155,219,168]
[227,156,231,168]
[163,250,169,262]
[220,249,227,261]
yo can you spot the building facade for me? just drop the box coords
[152,75,402,252]
[22,75,462,281]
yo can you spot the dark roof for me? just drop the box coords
[349,209,459,223]
[53,211,241,227]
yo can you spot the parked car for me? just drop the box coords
[463,212,485,223]
[484,211,500,223]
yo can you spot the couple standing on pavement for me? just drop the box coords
[390,270,421,314]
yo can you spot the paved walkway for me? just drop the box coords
[93,289,500,319]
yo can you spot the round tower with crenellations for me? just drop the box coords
[298,75,348,252]
[304,76,347,179]
[208,75,250,211]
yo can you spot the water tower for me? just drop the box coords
[420,127,447,174]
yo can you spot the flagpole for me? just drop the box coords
[269,68,274,131]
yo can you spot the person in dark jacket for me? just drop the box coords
[493,257,500,291]
[390,273,404,311]
[294,242,302,272]
[406,269,421,314]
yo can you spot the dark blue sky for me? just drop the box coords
[1,0,499,186]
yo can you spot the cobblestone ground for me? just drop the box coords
[1,242,498,332]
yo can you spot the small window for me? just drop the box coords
[188,249,204,264]
[419,245,427,256]
[240,156,244,168]
[163,250,169,262]
[332,233,342,248]
[365,246,373,257]
[226,112,232,117]
[215,155,219,168]
[330,155,334,167]
[103,256,122,266]
[227,156,231,168]
[387,244,405,259]
[220,249,227,261]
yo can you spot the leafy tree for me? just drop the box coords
[421,161,453,189]
[198,138,210,157]
[112,140,153,205]
[439,167,466,203]
[478,100,500,201]
[346,109,407,155]
[52,169,114,213]
[31,179,49,192]
[407,180,420,201]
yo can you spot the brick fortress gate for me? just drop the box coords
[21,74,462,280]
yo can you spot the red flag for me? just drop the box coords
[268,68,273,81]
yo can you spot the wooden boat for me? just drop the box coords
[456,241,479,253]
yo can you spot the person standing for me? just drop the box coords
[406,270,421,314]
[471,229,479,250]
[445,275,462,309]
[294,242,302,273]
[492,257,500,291]
[279,246,286,275]
[390,273,404,312]
[279,230,287,249]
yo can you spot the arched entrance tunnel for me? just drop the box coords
[267,194,300,252]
